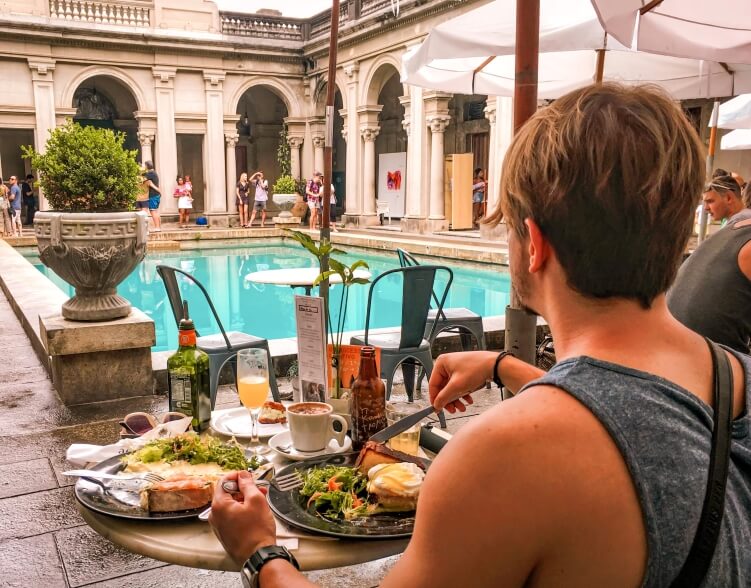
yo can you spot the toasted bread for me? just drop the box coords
[355,441,427,474]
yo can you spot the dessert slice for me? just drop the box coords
[258,401,287,424]
[366,462,425,512]
[140,475,214,513]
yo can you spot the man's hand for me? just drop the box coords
[209,470,277,567]
[429,351,498,413]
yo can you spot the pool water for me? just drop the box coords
[24,242,510,352]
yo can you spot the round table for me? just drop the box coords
[76,428,408,572]
[245,267,372,296]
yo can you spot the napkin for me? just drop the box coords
[66,417,193,467]
[275,519,336,551]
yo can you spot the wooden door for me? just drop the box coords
[451,153,474,230]
[235,146,248,180]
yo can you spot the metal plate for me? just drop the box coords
[73,455,208,521]
[267,453,428,540]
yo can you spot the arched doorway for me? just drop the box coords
[374,67,407,218]
[72,76,139,154]
[234,86,289,185]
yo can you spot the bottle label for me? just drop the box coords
[179,329,197,347]
[169,373,194,415]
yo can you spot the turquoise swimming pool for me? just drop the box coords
[24,242,510,352]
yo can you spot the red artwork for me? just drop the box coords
[386,170,402,191]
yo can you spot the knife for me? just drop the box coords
[369,405,436,444]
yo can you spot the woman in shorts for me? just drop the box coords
[174,175,192,228]
[306,172,321,230]
[236,172,250,228]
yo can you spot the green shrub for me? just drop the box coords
[22,120,140,212]
[272,174,298,194]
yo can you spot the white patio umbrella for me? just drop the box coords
[402,0,751,99]
[591,0,751,65]
[721,129,751,150]
[717,94,751,129]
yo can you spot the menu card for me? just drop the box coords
[294,295,328,402]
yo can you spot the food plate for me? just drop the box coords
[74,452,271,521]
[267,453,428,539]
[211,407,288,439]
[268,431,352,462]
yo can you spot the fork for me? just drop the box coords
[197,470,302,522]
[64,470,165,484]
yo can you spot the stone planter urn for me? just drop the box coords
[35,211,148,321]
[273,193,303,228]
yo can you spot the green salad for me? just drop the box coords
[122,433,259,471]
[299,465,370,520]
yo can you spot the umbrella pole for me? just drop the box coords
[505,0,540,366]
[698,99,720,244]
[319,0,340,325]
[595,49,605,83]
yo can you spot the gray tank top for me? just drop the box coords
[522,353,751,586]
[668,219,751,353]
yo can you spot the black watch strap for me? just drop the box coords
[493,351,514,389]
[242,545,299,588]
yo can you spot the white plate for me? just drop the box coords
[211,407,288,439]
[268,431,352,462]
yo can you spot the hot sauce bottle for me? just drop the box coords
[351,346,387,450]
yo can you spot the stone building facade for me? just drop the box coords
[0,0,515,232]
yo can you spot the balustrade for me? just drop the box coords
[48,0,151,27]
[220,14,304,41]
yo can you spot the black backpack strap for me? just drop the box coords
[671,339,734,587]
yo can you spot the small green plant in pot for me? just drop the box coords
[23,120,148,321]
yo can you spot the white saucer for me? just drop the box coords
[211,407,288,439]
[268,430,352,462]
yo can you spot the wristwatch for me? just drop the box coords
[241,545,300,588]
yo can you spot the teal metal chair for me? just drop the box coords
[350,265,452,427]
[157,264,280,408]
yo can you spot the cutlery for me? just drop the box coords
[64,470,165,484]
[369,405,436,444]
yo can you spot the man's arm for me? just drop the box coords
[147,180,161,195]
[737,239,751,282]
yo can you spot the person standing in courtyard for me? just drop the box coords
[143,161,162,233]
[21,174,35,226]
[248,171,268,228]
[8,175,22,237]
[472,167,486,228]
[174,175,192,228]
[0,178,11,237]
[236,172,250,228]
[305,172,321,230]
[135,166,150,214]
[210,84,750,587]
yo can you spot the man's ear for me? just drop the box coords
[524,218,548,273]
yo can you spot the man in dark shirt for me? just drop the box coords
[21,174,35,225]
[143,160,161,232]
[668,175,751,353]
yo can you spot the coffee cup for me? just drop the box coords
[287,402,347,452]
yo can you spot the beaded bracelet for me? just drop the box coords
[493,351,515,389]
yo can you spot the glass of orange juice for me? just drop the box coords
[237,348,271,455]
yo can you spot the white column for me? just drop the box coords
[484,97,514,214]
[361,127,379,218]
[153,67,178,215]
[288,137,303,180]
[484,101,498,213]
[28,59,57,211]
[225,133,239,213]
[137,131,154,165]
[403,85,427,221]
[312,135,325,175]
[342,62,361,221]
[203,71,227,215]
[427,115,451,221]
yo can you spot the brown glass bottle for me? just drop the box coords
[351,346,387,450]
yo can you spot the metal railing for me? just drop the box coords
[48,0,152,27]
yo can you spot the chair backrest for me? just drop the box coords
[396,248,448,322]
[156,264,232,349]
[363,265,453,349]
[376,200,390,214]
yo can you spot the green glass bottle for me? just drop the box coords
[167,302,211,432]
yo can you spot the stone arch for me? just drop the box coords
[313,74,348,117]
[228,77,301,119]
[62,66,146,112]
[361,53,403,105]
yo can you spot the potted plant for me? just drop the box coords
[272,125,302,225]
[286,230,370,416]
[23,120,147,321]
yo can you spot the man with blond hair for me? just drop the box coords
[210,84,750,587]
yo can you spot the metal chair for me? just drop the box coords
[397,248,487,351]
[156,264,280,408]
[350,265,452,427]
